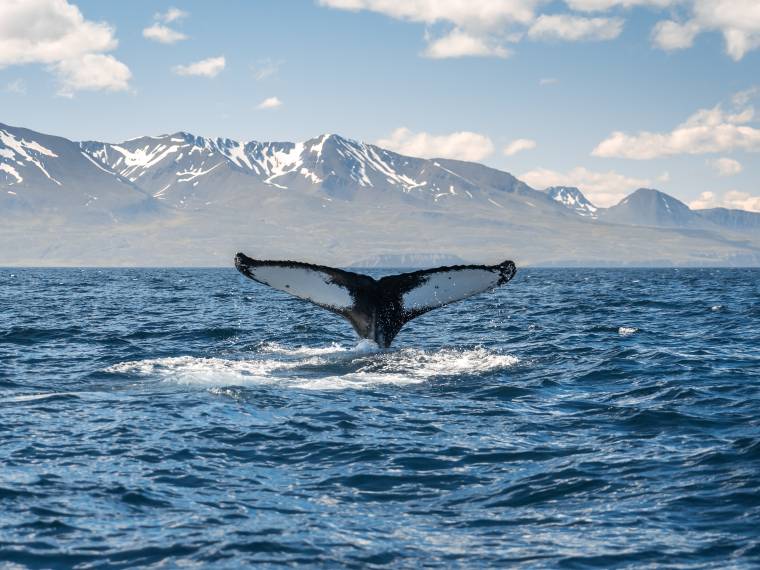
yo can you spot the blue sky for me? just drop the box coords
[0,0,758,209]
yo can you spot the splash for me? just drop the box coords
[106,345,518,391]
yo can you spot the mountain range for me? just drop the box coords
[2,122,759,267]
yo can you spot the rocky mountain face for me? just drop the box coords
[693,207,760,233]
[547,186,598,218]
[2,122,760,267]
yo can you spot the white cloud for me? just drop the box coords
[693,0,760,61]
[55,53,131,96]
[566,0,677,11]
[156,7,188,23]
[173,56,226,78]
[648,1,760,60]
[3,79,26,94]
[689,191,717,209]
[528,14,623,41]
[592,95,760,159]
[143,24,187,44]
[319,0,545,58]
[144,7,188,44]
[319,0,760,60]
[503,138,537,156]
[651,19,701,50]
[257,96,283,110]
[0,0,130,94]
[424,28,510,58]
[520,166,651,207]
[689,190,760,212]
[539,77,559,86]
[377,127,495,162]
[709,157,743,176]
[318,0,538,28]
[723,190,760,212]
[252,58,283,80]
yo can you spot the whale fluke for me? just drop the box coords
[235,253,517,348]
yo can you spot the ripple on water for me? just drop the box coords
[2,267,759,568]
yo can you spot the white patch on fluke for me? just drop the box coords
[247,265,353,310]
[403,268,502,312]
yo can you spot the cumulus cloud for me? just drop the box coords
[318,0,538,28]
[318,0,624,59]
[689,191,717,209]
[173,56,225,78]
[0,0,131,95]
[646,1,760,60]
[709,157,743,176]
[377,127,495,162]
[567,0,677,10]
[528,14,623,41]
[257,96,283,110]
[520,166,651,207]
[689,190,760,212]
[56,53,131,96]
[424,28,510,58]
[592,95,760,159]
[143,24,187,44]
[723,190,760,212]
[651,19,701,50]
[503,138,537,156]
[156,7,188,23]
[143,7,188,44]
[317,0,760,60]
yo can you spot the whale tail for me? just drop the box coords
[234,253,517,348]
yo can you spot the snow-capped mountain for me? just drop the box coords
[2,122,760,266]
[1,124,155,221]
[546,186,598,218]
[78,132,562,215]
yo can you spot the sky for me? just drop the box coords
[0,0,758,210]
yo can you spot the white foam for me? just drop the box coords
[618,326,638,336]
[257,341,351,356]
[106,345,518,391]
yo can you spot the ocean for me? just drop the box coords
[1,267,759,568]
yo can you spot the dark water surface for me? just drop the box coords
[1,268,759,568]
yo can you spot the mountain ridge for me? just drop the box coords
[2,122,760,267]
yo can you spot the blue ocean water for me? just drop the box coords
[1,267,759,569]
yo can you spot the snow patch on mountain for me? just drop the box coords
[0,128,61,185]
[547,186,598,218]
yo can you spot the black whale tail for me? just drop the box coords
[234,253,517,348]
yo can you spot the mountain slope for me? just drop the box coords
[1,124,158,222]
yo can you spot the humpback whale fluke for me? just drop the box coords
[234,253,517,348]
